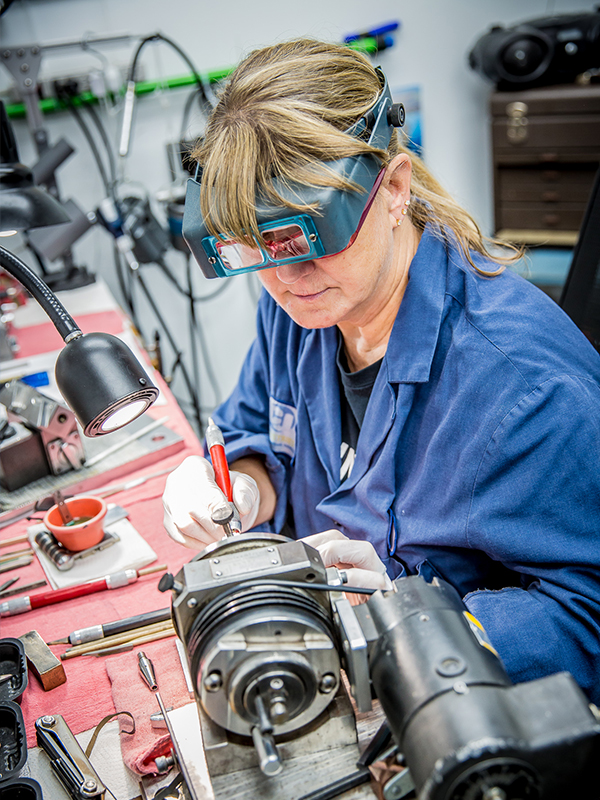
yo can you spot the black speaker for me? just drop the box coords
[469,10,600,90]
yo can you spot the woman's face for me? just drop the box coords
[257,160,413,332]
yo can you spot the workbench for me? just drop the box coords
[0,280,384,800]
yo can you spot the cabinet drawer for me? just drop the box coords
[498,204,587,231]
[498,167,597,203]
[492,115,600,154]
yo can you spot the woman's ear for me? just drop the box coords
[383,154,412,224]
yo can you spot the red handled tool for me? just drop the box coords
[206,418,241,535]
[0,564,166,617]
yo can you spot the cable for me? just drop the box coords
[180,86,204,142]
[190,297,222,407]
[84,103,118,194]
[121,32,215,161]
[153,256,230,303]
[56,86,112,196]
[135,271,203,431]
[126,32,214,117]
[112,245,138,329]
[187,252,202,428]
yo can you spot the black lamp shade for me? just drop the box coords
[0,102,70,232]
[55,332,159,436]
[0,171,71,232]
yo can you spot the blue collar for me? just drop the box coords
[384,224,450,384]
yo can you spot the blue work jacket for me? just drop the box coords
[213,225,600,701]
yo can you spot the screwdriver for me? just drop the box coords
[0,564,167,617]
[48,606,172,646]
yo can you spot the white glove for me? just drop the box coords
[163,455,260,548]
[302,530,393,602]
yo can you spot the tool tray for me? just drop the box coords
[0,776,42,799]
[0,638,28,703]
[0,699,27,782]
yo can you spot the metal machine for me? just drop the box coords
[0,380,84,491]
[160,532,600,800]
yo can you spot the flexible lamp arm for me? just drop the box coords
[0,245,81,342]
[0,245,159,436]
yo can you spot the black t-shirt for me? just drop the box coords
[336,338,382,482]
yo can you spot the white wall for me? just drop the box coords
[1,0,594,432]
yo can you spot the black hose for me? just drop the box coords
[0,246,80,341]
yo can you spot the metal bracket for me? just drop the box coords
[1,45,48,152]
[333,596,372,713]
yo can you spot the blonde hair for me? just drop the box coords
[193,38,520,274]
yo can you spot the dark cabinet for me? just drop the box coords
[491,84,600,245]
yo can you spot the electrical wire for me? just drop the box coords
[112,245,138,329]
[153,256,230,303]
[135,271,203,432]
[180,86,203,142]
[153,255,223,414]
[187,252,202,422]
[58,91,111,197]
[190,292,222,407]
[127,32,215,110]
[84,103,118,195]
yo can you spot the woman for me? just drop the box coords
[163,39,600,701]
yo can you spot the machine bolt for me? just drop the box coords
[31,46,39,55]
[270,701,288,724]
[187,597,198,608]
[17,48,25,57]
[436,657,466,678]
[319,673,337,694]
[453,681,469,694]
[41,715,55,726]
[271,560,278,565]
[82,780,98,795]
[269,678,284,691]
[483,789,507,800]
[213,558,220,564]
[3,51,11,59]
[204,672,222,692]
[24,78,32,87]
[215,571,222,577]
[20,63,29,72]
[267,547,274,552]
[139,377,147,385]
[419,614,430,622]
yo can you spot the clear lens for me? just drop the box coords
[263,224,312,260]
[215,223,313,271]
[216,240,265,270]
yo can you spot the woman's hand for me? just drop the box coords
[163,455,260,548]
[302,530,393,603]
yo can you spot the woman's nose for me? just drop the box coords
[275,260,316,284]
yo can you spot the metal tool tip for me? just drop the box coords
[47,638,69,645]
[207,416,215,426]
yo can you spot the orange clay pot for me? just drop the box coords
[44,496,107,552]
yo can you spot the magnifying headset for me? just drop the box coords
[182,68,405,279]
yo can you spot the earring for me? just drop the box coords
[396,217,403,227]
[401,198,410,216]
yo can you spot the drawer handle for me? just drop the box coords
[543,213,561,227]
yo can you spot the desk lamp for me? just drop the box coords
[0,102,158,435]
